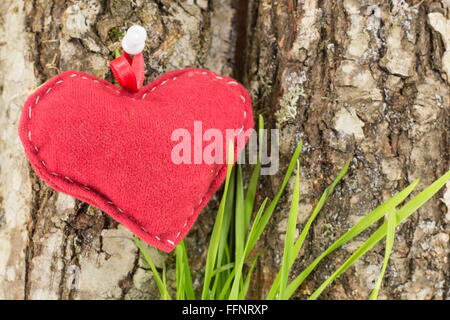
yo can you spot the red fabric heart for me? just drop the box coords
[18,68,253,252]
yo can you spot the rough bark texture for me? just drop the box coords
[0,0,449,300]
[245,0,450,300]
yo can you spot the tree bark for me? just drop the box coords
[245,0,450,299]
[0,0,448,300]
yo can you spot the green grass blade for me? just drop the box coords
[243,198,268,258]
[245,139,303,259]
[239,256,259,300]
[245,162,261,225]
[266,162,350,299]
[293,161,350,257]
[211,168,236,299]
[175,244,185,300]
[244,115,264,223]
[218,268,237,300]
[308,169,450,300]
[212,262,235,299]
[369,209,396,300]
[396,170,449,222]
[278,161,301,299]
[229,198,268,299]
[162,265,169,300]
[217,169,236,267]
[183,247,196,300]
[283,178,420,299]
[134,237,171,300]
[176,241,195,300]
[201,142,235,300]
[231,139,302,300]
[257,114,264,160]
[211,263,236,278]
[235,165,246,264]
[307,216,389,300]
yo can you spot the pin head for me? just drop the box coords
[121,25,147,55]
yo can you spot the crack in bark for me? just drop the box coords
[233,0,249,81]
[24,176,54,299]
[119,245,141,300]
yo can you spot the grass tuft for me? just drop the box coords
[135,116,450,300]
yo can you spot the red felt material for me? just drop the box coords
[18,68,253,252]
[109,53,145,92]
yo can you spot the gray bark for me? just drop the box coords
[0,0,449,300]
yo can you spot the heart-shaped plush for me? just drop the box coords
[18,68,253,252]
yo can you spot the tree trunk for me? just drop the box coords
[245,0,450,299]
[0,0,448,300]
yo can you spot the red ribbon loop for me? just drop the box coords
[109,52,145,92]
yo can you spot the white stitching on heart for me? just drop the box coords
[25,69,250,249]
[64,176,74,183]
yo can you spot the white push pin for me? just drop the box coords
[121,25,147,55]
